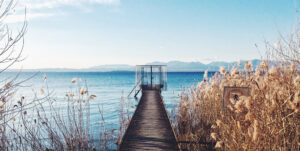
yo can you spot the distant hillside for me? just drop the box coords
[8,59,262,72]
[145,59,261,71]
[88,59,262,72]
[89,64,134,71]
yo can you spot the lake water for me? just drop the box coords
[1,71,214,146]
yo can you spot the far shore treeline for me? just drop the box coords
[6,59,262,72]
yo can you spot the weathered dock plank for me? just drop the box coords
[118,90,179,151]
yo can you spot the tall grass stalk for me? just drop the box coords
[176,61,299,150]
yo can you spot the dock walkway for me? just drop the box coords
[118,90,180,151]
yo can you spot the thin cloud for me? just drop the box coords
[8,0,120,23]
[4,13,55,23]
[19,0,120,10]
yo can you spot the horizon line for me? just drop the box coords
[10,59,261,70]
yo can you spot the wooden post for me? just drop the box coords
[150,65,152,89]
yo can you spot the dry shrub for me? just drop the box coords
[0,0,28,150]
[176,20,300,151]
[176,71,224,150]
[176,61,300,150]
[116,94,131,147]
[0,0,127,150]
[266,23,300,65]
[3,76,116,150]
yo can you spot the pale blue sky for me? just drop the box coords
[8,0,298,69]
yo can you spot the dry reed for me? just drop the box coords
[176,20,300,151]
[176,61,299,150]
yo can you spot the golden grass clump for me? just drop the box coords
[176,61,300,151]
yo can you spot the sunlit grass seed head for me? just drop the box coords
[72,78,77,83]
[215,141,224,148]
[88,94,96,100]
[234,100,245,113]
[245,111,255,122]
[268,67,278,79]
[11,117,16,122]
[21,96,24,101]
[203,70,208,82]
[4,82,11,89]
[252,120,259,142]
[230,98,236,105]
[220,66,226,75]
[211,124,217,129]
[237,121,242,131]
[216,119,223,127]
[259,61,268,71]
[293,75,300,86]
[211,132,217,140]
[8,92,14,97]
[240,96,251,110]
[80,87,87,95]
[238,60,242,66]
[244,61,249,70]
[40,88,45,95]
[255,68,261,77]
[230,66,239,76]
[290,92,300,112]
[227,105,234,111]
[69,93,74,98]
[244,61,253,71]
[290,62,296,71]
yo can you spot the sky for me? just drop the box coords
[5,0,299,69]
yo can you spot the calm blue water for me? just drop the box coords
[1,71,214,139]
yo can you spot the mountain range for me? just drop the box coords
[9,59,262,72]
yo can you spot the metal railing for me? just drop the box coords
[127,79,141,98]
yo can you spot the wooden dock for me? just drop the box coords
[118,90,180,151]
